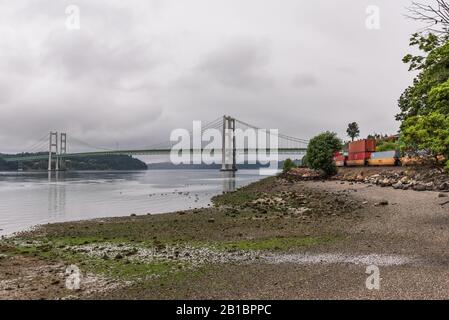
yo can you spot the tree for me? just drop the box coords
[346,122,360,141]
[397,1,449,169]
[398,31,449,169]
[282,158,296,173]
[306,132,342,176]
[376,141,399,152]
[397,33,447,122]
[407,1,449,37]
[401,112,449,168]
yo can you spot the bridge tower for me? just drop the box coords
[48,132,58,171]
[59,133,67,171]
[221,115,237,172]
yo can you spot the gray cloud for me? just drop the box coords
[196,39,274,90]
[0,0,419,153]
[291,74,318,88]
[43,29,165,90]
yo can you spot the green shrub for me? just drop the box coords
[301,154,309,167]
[282,158,296,173]
[305,132,342,176]
[376,141,399,152]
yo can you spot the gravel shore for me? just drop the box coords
[2,173,449,299]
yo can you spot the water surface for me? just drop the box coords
[0,169,267,236]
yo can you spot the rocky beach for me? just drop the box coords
[2,167,449,299]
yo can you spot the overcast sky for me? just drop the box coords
[0,0,421,154]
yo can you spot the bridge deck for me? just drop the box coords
[1,148,306,162]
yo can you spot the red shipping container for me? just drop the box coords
[333,152,347,166]
[333,152,343,161]
[333,151,347,160]
[348,152,372,161]
[348,139,376,153]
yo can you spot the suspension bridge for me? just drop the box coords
[0,115,308,171]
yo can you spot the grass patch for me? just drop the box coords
[6,239,185,280]
[46,236,142,247]
[212,176,277,207]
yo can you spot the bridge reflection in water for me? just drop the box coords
[47,172,66,219]
[221,171,236,193]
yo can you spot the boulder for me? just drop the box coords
[413,183,427,192]
[425,182,435,191]
[392,182,403,190]
[438,182,449,191]
[400,176,410,184]
[380,179,393,187]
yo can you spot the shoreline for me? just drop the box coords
[2,170,449,299]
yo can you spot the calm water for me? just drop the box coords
[0,169,267,236]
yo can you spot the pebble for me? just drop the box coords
[375,200,389,206]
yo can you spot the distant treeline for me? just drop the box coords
[146,159,302,170]
[0,153,147,171]
[0,153,302,171]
